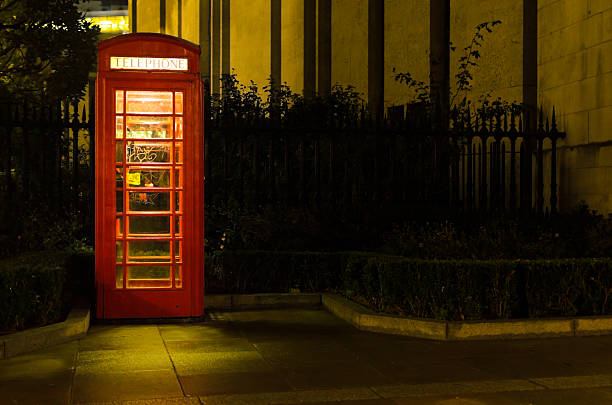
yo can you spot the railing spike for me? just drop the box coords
[63,100,70,123]
[551,106,557,132]
[538,105,544,132]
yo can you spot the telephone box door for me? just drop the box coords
[96,34,203,319]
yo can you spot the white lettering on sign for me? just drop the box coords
[110,57,188,71]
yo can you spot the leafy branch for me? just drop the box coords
[392,20,508,123]
[452,20,502,109]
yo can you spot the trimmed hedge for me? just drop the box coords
[344,256,612,320]
[0,251,71,331]
[208,250,612,320]
[205,250,377,294]
[13,249,607,323]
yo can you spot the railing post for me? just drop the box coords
[451,134,460,211]
[489,141,495,212]
[537,108,545,215]
[283,131,289,206]
[480,126,488,213]
[4,123,15,232]
[314,132,320,208]
[223,126,228,205]
[268,130,275,203]
[253,130,259,205]
[344,132,351,210]
[88,76,96,241]
[520,110,534,216]
[22,100,31,202]
[550,107,559,214]
[509,112,517,214]
[72,101,81,209]
[501,141,506,212]
[299,130,305,207]
[467,140,473,211]
[329,131,335,209]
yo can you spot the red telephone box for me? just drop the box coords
[95,34,204,319]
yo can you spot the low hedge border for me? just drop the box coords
[322,292,612,340]
[206,250,377,294]
[8,249,606,325]
[205,293,321,310]
[344,255,612,320]
[0,249,93,333]
[0,251,71,332]
[210,250,612,320]
[202,292,612,340]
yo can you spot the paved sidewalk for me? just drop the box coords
[2,309,612,404]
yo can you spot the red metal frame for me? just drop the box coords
[96,34,204,319]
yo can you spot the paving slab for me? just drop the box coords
[0,370,74,405]
[284,364,391,390]
[173,349,273,375]
[79,325,165,352]
[76,349,173,374]
[390,392,523,404]
[0,341,77,404]
[252,339,365,368]
[390,387,612,405]
[181,371,293,396]
[158,324,244,342]
[273,400,393,405]
[164,337,255,353]
[3,308,612,404]
[0,340,77,380]
[72,369,183,403]
[198,387,382,405]
[79,399,200,405]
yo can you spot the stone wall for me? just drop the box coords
[125,0,611,214]
[228,0,271,93]
[450,0,523,104]
[331,0,369,100]
[384,0,429,109]
[281,1,304,94]
[538,0,612,213]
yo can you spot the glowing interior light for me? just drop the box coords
[86,16,129,33]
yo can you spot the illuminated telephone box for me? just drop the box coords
[95,34,204,319]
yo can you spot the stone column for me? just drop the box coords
[221,0,230,79]
[368,0,384,119]
[317,0,332,98]
[200,0,211,119]
[521,0,537,214]
[271,0,282,107]
[211,0,221,97]
[304,0,317,99]
[429,0,450,130]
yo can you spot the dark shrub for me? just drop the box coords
[0,251,70,331]
[207,250,612,321]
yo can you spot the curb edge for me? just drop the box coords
[321,292,612,340]
[1,305,90,360]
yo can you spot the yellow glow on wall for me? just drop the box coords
[87,16,129,33]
